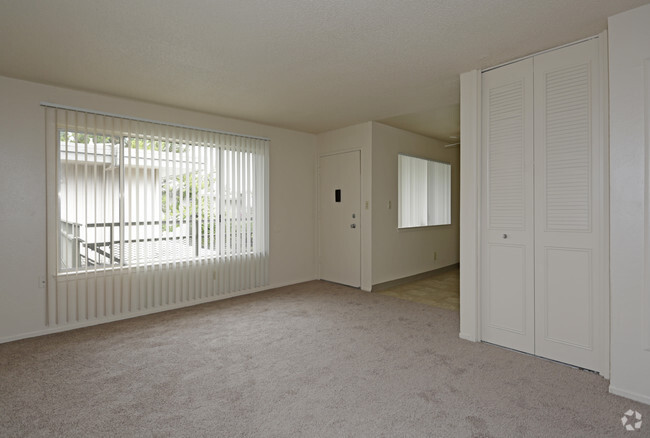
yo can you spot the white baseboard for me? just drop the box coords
[459,332,478,342]
[0,277,317,345]
[610,385,650,406]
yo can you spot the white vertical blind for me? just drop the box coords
[398,154,451,228]
[427,160,451,225]
[399,154,427,227]
[45,105,269,327]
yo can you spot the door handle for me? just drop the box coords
[503,233,508,239]
[351,224,356,229]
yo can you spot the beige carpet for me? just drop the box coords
[0,281,647,437]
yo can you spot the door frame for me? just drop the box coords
[318,149,363,288]
[459,31,610,378]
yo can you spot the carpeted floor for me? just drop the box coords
[0,281,647,437]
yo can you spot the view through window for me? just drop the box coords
[56,121,267,273]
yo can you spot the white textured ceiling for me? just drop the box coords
[1,0,649,140]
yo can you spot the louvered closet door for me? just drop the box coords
[533,39,603,371]
[480,59,535,354]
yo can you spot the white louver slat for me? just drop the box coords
[544,64,591,232]
[488,81,526,230]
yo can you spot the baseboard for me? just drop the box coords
[0,277,317,345]
[609,385,650,406]
[371,263,459,292]
[459,332,478,342]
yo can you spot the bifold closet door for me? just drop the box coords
[533,39,603,372]
[480,58,535,354]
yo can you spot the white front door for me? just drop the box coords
[480,58,535,354]
[319,151,361,287]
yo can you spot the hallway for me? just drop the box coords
[376,266,459,311]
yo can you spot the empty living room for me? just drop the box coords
[1,1,650,436]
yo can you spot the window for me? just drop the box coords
[45,106,269,325]
[398,154,451,228]
[45,104,268,289]
[53,117,268,273]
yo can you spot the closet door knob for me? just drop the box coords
[503,234,508,239]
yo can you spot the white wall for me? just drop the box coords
[371,122,460,286]
[0,75,317,342]
[608,4,650,405]
[316,123,373,291]
[316,121,460,290]
[458,70,481,342]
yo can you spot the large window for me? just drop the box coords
[49,108,269,274]
[398,154,451,228]
[44,106,270,325]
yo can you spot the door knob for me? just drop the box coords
[351,224,356,229]
[503,233,508,239]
